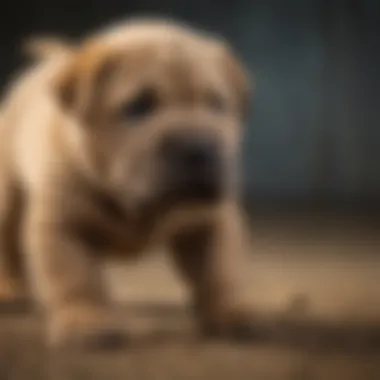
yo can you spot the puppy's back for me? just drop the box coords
[0,42,75,188]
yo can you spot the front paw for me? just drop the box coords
[48,305,128,351]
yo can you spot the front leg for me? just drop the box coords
[168,201,256,342]
[23,192,127,350]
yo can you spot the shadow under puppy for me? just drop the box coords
[0,17,254,349]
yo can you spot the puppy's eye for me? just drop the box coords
[205,90,225,112]
[121,89,158,119]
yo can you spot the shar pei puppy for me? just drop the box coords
[0,17,255,349]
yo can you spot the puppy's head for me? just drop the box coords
[54,19,251,215]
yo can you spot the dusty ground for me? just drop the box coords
[1,211,380,380]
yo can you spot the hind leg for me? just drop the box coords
[0,175,29,311]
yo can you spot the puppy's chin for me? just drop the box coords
[115,177,225,220]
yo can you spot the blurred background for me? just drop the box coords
[1,0,380,212]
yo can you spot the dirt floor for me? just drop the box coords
[1,211,380,380]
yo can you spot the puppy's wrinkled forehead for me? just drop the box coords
[56,20,250,116]
[94,24,234,101]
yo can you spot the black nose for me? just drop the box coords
[162,132,224,200]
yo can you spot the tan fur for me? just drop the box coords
[22,36,74,62]
[0,18,253,349]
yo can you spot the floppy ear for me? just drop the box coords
[218,42,253,119]
[53,44,117,120]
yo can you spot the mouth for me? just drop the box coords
[170,187,222,203]
[163,173,224,204]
